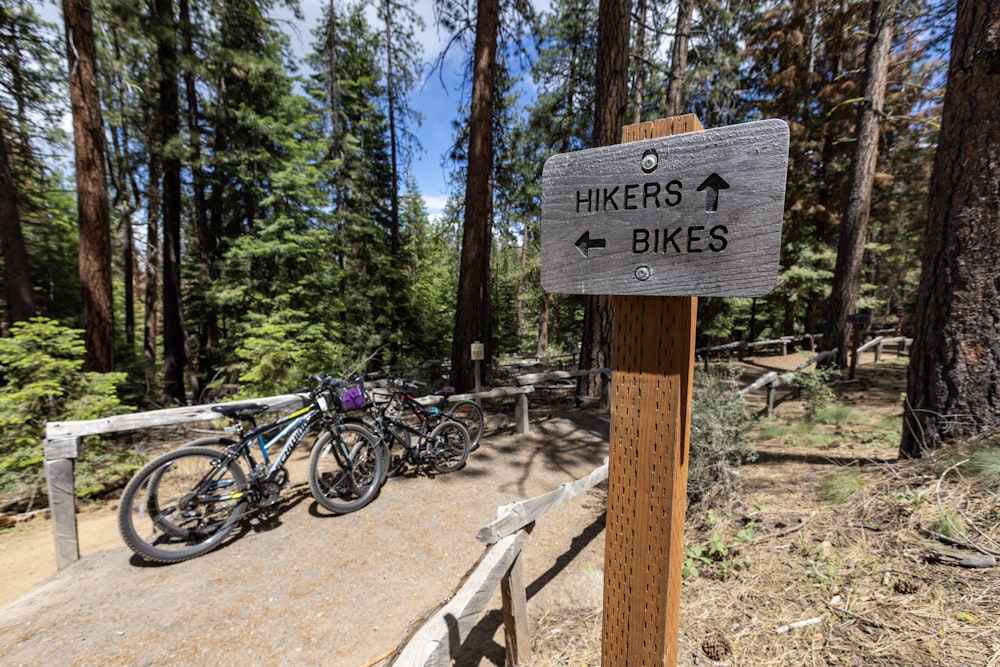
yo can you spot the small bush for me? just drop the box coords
[0,318,133,498]
[818,468,865,503]
[964,442,1000,487]
[929,511,968,540]
[689,364,756,501]
[793,366,838,422]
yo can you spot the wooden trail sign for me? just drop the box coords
[538,114,787,665]
[540,117,789,297]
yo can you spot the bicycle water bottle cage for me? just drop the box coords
[420,406,441,419]
[433,386,456,397]
[212,403,269,420]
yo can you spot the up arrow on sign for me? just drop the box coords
[540,119,789,297]
[696,173,730,212]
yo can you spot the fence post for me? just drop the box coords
[43,436,84,569]
[515,393,530,435]
[501,523,534,667]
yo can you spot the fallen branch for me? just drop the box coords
[775,617,821,634]
[924,548,997,569]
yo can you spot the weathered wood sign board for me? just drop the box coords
[541,119,789,297]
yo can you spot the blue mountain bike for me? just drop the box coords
[117,376,383,564]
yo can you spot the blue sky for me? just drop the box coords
[282,0,470,218]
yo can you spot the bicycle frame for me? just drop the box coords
[225,401,357,483]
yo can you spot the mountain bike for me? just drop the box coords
[427,384,485,451]
[365,376,484,450]
[368,377,471,479]
[117,375,384,564]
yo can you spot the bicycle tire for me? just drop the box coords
[307,423,384,514]
[444,400,483,450]
[117,446,247,564]
[428,421,470,473]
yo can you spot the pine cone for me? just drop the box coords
[701,629,733,661]
[893,577,921,594]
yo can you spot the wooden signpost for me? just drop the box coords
[540,114,788,665]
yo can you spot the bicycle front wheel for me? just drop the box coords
[308,424,384,514]
[428,421,470,473]
[445,400,484,450]
[117,446,247,564]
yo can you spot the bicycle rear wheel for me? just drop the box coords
[428,421,470,473]
[117,446,247,564]
[445,400,483,450]
[308,424,384,514]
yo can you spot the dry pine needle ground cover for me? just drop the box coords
[529,359,1000,667]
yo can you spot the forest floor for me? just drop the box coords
[2,352,999,666]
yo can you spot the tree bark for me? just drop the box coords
[144,153,160,365]
[450,0,499,392]
[664,0,693,117]
[822,0,893,366]
[156,0,186,402]
[63,0,114,372]
[577,0,631,399]
[0,125,36,323]
[901,0,1000,456]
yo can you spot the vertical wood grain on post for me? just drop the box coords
[602,115,701,666]
[501,544,530,666]
[44,436,84,570]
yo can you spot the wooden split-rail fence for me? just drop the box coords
[381,459,609,666]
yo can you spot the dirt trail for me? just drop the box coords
[0,409,610,667]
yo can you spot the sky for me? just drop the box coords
[278,0,468,217]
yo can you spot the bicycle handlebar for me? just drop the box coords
[387,375,425,390]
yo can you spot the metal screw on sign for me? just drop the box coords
[641,149,658,173]
[634,265,651,281]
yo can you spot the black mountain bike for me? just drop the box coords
[368,377,472,479]
[117,376,384,564]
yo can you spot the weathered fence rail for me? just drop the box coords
[384,459,610,666]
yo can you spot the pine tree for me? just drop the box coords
[62,0,114,372]
[901,0,1000,456]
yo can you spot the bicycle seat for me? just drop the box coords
[212,403,269,419]
[433,386,456,398]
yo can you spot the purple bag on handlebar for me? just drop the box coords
[339,385,366,411]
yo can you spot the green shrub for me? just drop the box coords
[689,364,756,501]
[964,442,1000,487]
[793,366,838,422]
[817,468,865,504]
[0,318,133,496]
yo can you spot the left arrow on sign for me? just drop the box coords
[575,231,607,258]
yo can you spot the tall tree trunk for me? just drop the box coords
[536,292,550,358]
[664,0,693,117]
[384,0,401,257]
[631,0,646,124]
[450,0,499,392]
[0,125,36,324]
[901,0,1000,457]
[63,0,114,372]
[144,154,161,365]
[156,0,186,403]
[822,0,893,366]
[577,0,631,399]
[180,0,217,393]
